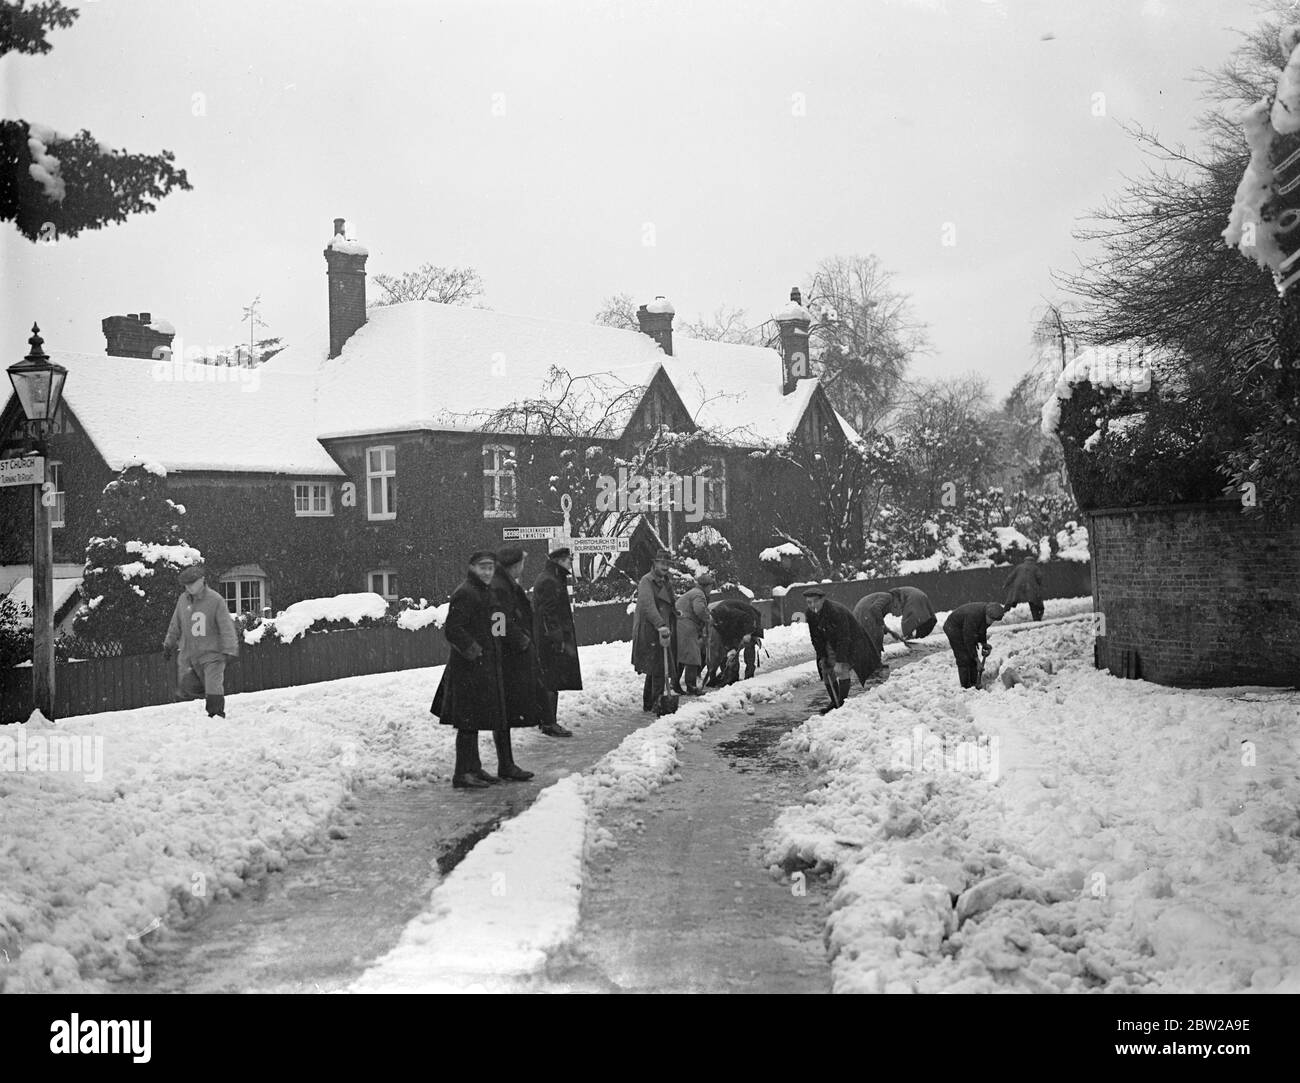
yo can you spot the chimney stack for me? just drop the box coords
[102,312,176,359]
[636,296,675,357]
[774,286,812,395]
[324,217,369,359]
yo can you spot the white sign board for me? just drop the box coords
[559,537,632,554]
[501,525,564,540]
[0,456,44,488]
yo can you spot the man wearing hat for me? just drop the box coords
[162,564,239,718]
[942,601,1006,689]
[803,586,873,712]
[531,542,581,737]
[432,550,534,788]
[631,548,677,711]
[674,570,714,695]
[853,591,905,678]
[1002,554,1045,622]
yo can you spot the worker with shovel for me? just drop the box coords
[803,586,874,713]
[632,548,678,712]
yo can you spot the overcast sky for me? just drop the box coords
[1,0,1266,399]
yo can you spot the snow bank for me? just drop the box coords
[765,614,1300,993]
[245,592,391,644]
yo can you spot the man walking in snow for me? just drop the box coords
[531,542,581,737]
[1003,554,1045,622]
[632,548,677,711]
[942,602,1005,690]
[889,585,938,640]
[162,565,238,718]
[803,586,873,712]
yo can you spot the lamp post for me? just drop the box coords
[7,324,67,721]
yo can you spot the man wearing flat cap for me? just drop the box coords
[803,585,873,712]
[632,548,677,711]
[432,549,534,788]
[163,564,239,718]
[531,542,582,736]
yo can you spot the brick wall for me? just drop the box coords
[1088,502,1300,687]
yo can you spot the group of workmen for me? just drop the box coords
[801,552,1048,710]
[160,542,1047,784]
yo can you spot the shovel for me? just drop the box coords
[655,643,679,716]
[819,658,842,710]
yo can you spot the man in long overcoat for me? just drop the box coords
[889,585,938,640]
[1003,554,1045,622]
[431,550,534,788]
[853,590,904,677]
[803,585,873,711]
[531,543,581,737]
[631,548,677,711]
[705,598,764,687]
[490,546,547,734]
[674,570,713,695]
[943,601,1005,689]
[163,564,238,718]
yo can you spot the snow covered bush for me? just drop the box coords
[758,541,808,587]
[0,596,32,669]
[72,463,201,655]
[677,525,738,588]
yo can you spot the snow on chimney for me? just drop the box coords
[636,296,674,357]
[324,216,369,359]
[102,312,176,359]
[774,286,812,396]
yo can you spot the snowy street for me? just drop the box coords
[16,595,1299,996]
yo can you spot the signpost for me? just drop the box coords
[500,525,563,540]
[500,494,635,577]
[0,455,44,487]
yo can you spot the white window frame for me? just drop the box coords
[294,481,333,516]
[218,576,267,616]
[366,569,398,602]
[702,455,728,520]
[48,460,65,529]
[366,445,396,521]
[482,443,518,519]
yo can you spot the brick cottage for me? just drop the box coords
[0,219,859,619]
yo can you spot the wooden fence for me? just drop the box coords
[0,564,1089,724]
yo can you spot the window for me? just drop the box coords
[48,461,64,528]
[482,443,518,518]
[367,570,398,602]
[366,446,396,520]
[702,456,728,519]
[219,577,265,615]
[294,482,333,516]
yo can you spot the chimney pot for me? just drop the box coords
[127,313,138,321]
[790,287,802,305]
[139,311,151,324]
[333,217,346,236]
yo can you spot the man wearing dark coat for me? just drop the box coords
[704,598,764,687]
[1003,554,1045,622]
[803,586,873,712]
[889,585,938,640]
[943,601,1006,689]
[853,591,904,677]
[490,546,548,732]
[431,550,534,789]
[631,548,677,711]
[531,543,582,737]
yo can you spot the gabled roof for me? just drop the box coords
[1,349,344,475]
[291,301,837,447]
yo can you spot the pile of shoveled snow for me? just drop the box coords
[764,615,1300,993]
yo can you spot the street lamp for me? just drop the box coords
[7,324,67,721]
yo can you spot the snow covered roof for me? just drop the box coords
[5,577,82,620]
[295,301,833,447]
[1,348,344,476]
